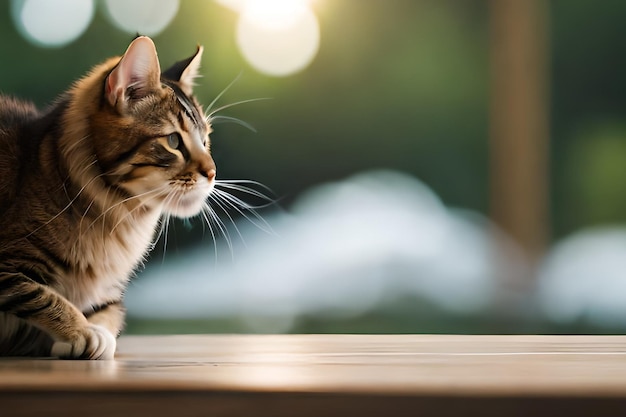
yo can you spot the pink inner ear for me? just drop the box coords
[105,72,120,106]
[106,71,120,107]
[179,46,204,95]
[106,37,161,107]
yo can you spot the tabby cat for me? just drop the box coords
[0,37,216,359]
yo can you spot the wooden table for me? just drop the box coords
[2,335,626,416]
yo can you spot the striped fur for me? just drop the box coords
[0,37,215,359]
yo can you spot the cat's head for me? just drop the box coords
[88,36,215,219]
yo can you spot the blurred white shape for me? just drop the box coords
[215,0,314,23]
[127,170,520,332]
[11,0,94,48]
[104,0,179,36]
[214,0,246,12]
[538,227,626,327]
[236,1,320,76]
[241,0,310,30]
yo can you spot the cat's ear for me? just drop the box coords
[106,36,161,110]
[162,45,203,96]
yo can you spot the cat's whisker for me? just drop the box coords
[207,98,271,122]
[108,186,171,236]
[151,215,165,253]
[61,133,92,156]
[205,71,243,115]
[215,178,274,189]
[211,188,276,236]
[82,184,168,238]
[154,191,181,260]
[207,194,247,249]
[214,180,277,208]
[84,185,162,239]
[160,213,172,258]
[208,115,257,133]
[23,160,108,240]
[215,191,275,234]
[201,201,234,260]
[199,203,220,261]
[153,192,175,244]
[213,186,266,210]
[78,188,102,234]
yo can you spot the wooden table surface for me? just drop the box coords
[3,334,626,416]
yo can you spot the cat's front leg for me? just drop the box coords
[0,272,116,359]
[57,301,127,361]
[50,323,116,360]
[84,300,126,337]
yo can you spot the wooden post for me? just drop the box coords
[489,0,550,268]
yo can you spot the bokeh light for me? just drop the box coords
[241,0,310,30]
[104,0,179,36]
[10,0,94,48]
[236,2,320,76]
[215,0,320,77]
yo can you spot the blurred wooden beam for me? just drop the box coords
[489,0,550,265]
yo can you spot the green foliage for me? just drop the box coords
[560,122,626,231]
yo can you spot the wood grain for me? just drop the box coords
[3,335,626,416]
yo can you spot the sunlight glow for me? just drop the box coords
[11,0,94,48]
[104,0,179,36]
[236,1,319,76]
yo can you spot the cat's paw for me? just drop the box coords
[51,324,116,360]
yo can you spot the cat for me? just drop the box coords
[0,36,217,359]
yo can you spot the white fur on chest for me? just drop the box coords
[59,210,161,311]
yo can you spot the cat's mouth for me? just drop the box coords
[163,185,213,218]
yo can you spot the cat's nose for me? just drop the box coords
[198,156,216,181]
[201,168,216,181]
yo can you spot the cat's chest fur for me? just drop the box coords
[60,209,161,311]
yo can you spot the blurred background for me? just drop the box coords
[2,0,626,334]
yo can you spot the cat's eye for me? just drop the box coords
[167,133,181,150]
